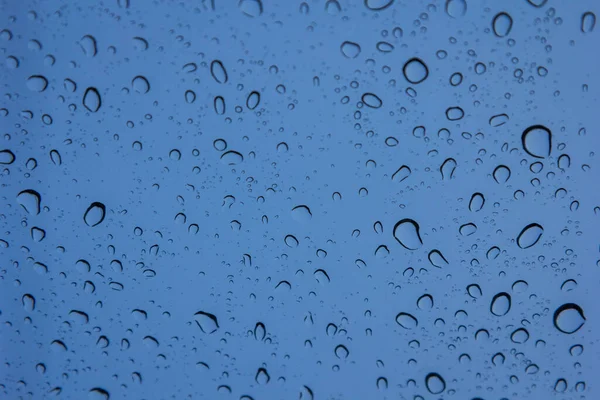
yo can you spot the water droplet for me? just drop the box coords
[468,192,485,212]
[246,91,260,110]
[459,222,477,236]
[334,344,349,359]
[445,0,467,18]
[49,149,61,166]
[522,125,551,158]
[364,0,394,11]
[425,373,446,394]
[220,150,243,165]
[83,87,101,112]
[326,0,341,15]
[26,75,48,92]
[79,35,97,57]
[581,12,596,33]
[361,93,382,108]
[255,368,270,384]
[467,284,482,298]
[22,294,35,311]
[440,158,457,180]
[553,303,586,334]
[527,0,547,7]
[194,311,219,333]
[84,202,106,227]
[285,234,299,248]
[489,113,509,127]
[554,378,567,393]
[493,165,511,184]
[395,312,418,329]
[403,58,429,84]
[340,41,361,58]
[210,60,228,84]
[17,189,41,215]
[445,106,464,120]
[393,219,423,250]
[428,250,448,268]
[291,205,312,222]
[314,269,330,284]
[490,292,511,316]
[516,223,543,249]
[132,76,150,94]
[510,328,529,343]
[185,90,196,103]
[89,388,110,400]
[493,12,513,37]
[392,165,411,182]
[0,149,15,164]
[239,0,263,17]
[417,294,433,310]
[254,322,266,340]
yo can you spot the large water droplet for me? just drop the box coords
[340,41,361,58]
[361,93,382,109]
[493,165,511,184]
[445,106,464,120]
[220,150,243,165]
[0,149,15,164]
[516,223,543,249]
[581,12,596,33]
[425,373,446,394]
[522,125,551,158]
[83,87,102,112]
[84,202,106,227]
[334,344,349,359]
[395,312,418,329]
[194,311,219,333]
[493,12,513,37]
[445,0,466,18]
[393,219,423,250]
[402,58,429,84]
[17,189,41,215]
[26,75,48,92]
[291,205,312,222]
[490,292,511,316]
[489,113,509,127]
[510,328,529,343]
[440,158,457,180]
[364,0,394,11]
[428,250,448,268]
[468,192,485,212]
[553,304,586,334]
[392,165,411,182]
[132,76,150,94]
[417,294,433,310]
[79,35,97,57]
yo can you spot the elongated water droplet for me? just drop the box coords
[489,113,509,127]
[239,0,263,17]
[393,219,423,250]
[493,12,513,37]
[467,284,482,298]
[468,192,485,211]
[459,222,477,236]
[428,249,448,268]
[364,0,394,11]
[361,93,382,109]
[392,165,411,182]
[22,294,35,311]
[214,96,226,115]
[403,58,429,84]
[79,35,97,57]
[395,312,418,329]
[285,234,299,247]
[522,125,551,158]
[254,322,266,340]
[553,303,586,334]
[185,90,196,103]
[516,223,543,249]
[440,158,457,180]
[210,60,228,84]
[493,165,511,183]
[89,388,110,400]
[49,149,61,165]
[581,12,596,33]
[246,91,260,110]
[83,87,101,112]
[84,202,106,227]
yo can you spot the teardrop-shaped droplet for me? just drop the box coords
[340,41,361,59]
[26,75,48,92]
[522,125,551,158]
[425,373,446,394]
[493,12,513,37]
[440,158,457,180]
[210,60,228,84]
[403,58,429,84]
[361,93,382,109]
[516,223,543,249]
[490,292,511,316]
[194,311,219,333]
[185,90,196,104]
[84,202,106,227]
[393,219,423,250]
[284,234,299,248]
[132,76,150,94]
[239,0,263,17]
[553,303,586,334]
[467,284,482,298]
[254,322,266,340]
[581,12,596,33]
[79,35,97,57]
[246,91,260,110]
[395,312,418,329]
[445,0,466,18]
[493,165,511,184]
[49,149,61,166]
[255,368,270,384]
[17,189,41,215]
[428,249,448,268]
[83,87,101,112]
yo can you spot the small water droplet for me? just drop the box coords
[493,165,511,184]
